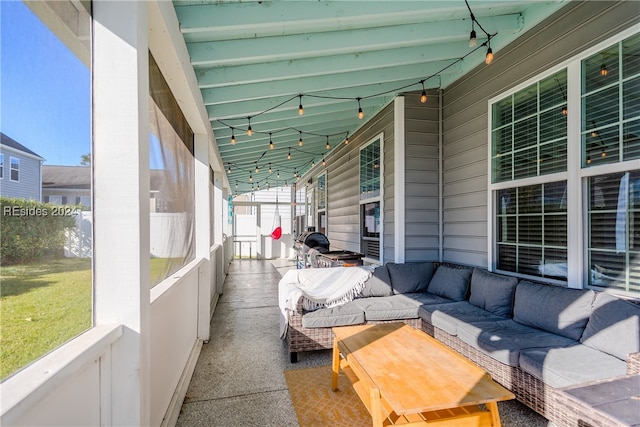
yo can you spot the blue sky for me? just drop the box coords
[1,1,91,166]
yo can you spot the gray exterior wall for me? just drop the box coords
[0,147,42,201]
[441,1,639,267]
[300,99,397,263]
[404,91,440,262]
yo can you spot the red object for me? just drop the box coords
[271,226,282,240]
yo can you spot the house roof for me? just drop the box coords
[43,165,167,192]
[0,132,45,160]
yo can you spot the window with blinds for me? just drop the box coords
[496,182,567,278]
[588,171,639,293]
[490,30,639,294]
[360,136,382,263]
[582,33,640,167]
[491,69,568,279]
[492,69,568,183]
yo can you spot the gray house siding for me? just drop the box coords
[404,92,440,262]
[300,99,396,263]
[441,1,639,267]
[0,147,42,201]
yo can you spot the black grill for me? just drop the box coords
[294,231,330,268]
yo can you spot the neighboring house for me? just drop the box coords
[0,132,45,201]
[42,164,169,211]
[42,165,91,209]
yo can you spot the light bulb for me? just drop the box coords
[322,158,326,166]
[247,126,252,136]
[358,107,364,119]
[469,30,477,48]
[562,106,568,116]
[298,95,304,116]
[420,90,427,104]
[287,148,291,160]
[298,132,303,146]
[230,130,236,145]
[249,174,253,182]
[600,64,608,77]
[485,47,494,65]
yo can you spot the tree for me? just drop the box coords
[80,153,91,166]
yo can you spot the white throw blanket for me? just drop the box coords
[278,266,373,338]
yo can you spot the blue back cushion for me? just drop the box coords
[426,265,472,301]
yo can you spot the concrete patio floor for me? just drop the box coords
[176,259,554,426]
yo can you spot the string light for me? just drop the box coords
[219,3,497,190]
[227,164,231,174]
[420,80,427,103]
[600,64,608,77]
[485,41,494,65]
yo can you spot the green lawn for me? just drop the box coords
[1,258,92,380]
[1,257,177,379]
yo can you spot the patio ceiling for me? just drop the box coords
[172,0,568,193]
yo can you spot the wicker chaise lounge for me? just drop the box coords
[281,261,640,426]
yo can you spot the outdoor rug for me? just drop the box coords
[284,365,371,427]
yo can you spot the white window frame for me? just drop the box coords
[488,27,640,293]
[315,171,327,234]
[0,153,4,179]
[10,156,19,182]
[359,133,384,265]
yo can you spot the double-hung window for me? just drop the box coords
[490,31,640,295]
[360,135,382,263]
[10,157,19,181]
[583,33,640,293]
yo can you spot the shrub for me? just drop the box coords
[0,197,77,264]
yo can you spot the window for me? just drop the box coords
[587,171,639,292]
[583,33,640,293]
[582,34,640,166]
[1,1,92,379]
[10,157,19,181]
[317,173,326,234]
[492,69,568,183]
[496,182,567,278]
[491,69,568,279]
[490,30,640,295]
[360,135,382,262]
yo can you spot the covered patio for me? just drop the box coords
[1,1,638,426]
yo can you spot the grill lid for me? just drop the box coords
[295,231,330,249]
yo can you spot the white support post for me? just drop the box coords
[194,134,211,340]
[394,96,406,263]
[92,2,150,426]
[213,171,224,246]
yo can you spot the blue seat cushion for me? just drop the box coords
[418,301,506,336]
[355,293,449,321]
[513,281,594,341]
[386,262,434,294]
[581,292,640,361]
[301,301,365,328]
[519,344,627,388]
[457,319,576,366]
[426,265,472,301]
[468,268,518,318]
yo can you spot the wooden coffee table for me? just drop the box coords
[331,323,515,426]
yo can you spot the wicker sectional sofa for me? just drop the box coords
[281,262,640,426]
